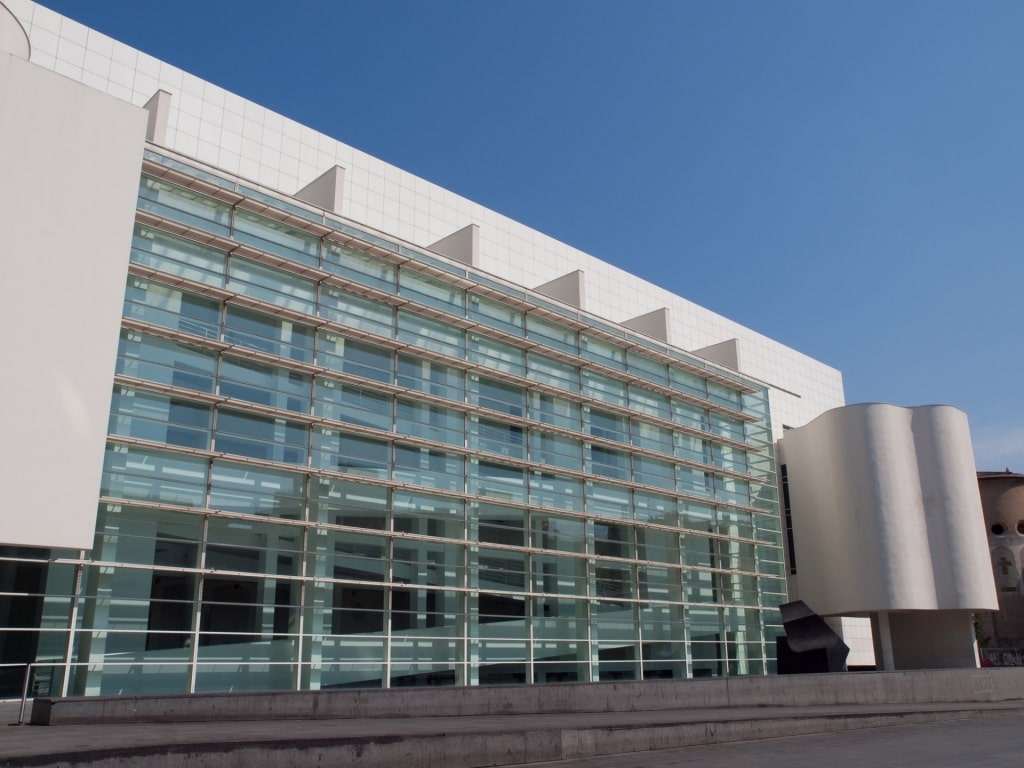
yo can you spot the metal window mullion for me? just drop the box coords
[383,535,394,689]
[59,552,86,698]
[189,512,210,694]
[293,510,310,692]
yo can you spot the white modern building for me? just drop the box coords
[0,0,995,698]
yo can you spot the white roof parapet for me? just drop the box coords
[143,90,172,145]
[534,269,585,309]
[295,165,346,215]
[429,223,479,267]
[693,338,742,372]
[622,307,671,345]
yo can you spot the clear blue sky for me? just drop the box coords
[41,0,1024,470]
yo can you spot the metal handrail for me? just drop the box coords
[2,659,311,725]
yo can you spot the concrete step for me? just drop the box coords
[4,701,1024,767]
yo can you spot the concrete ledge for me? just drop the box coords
[9,706,1024,768]
[31,668,1024,726]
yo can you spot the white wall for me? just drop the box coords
[886,611,979,669]
[0,49,147,549]
[4,0,846,438]
[781,403,997,616]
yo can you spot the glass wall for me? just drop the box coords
[0,155,786,697]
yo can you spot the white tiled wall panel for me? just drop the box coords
[7,0,845,436]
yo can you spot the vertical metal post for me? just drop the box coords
[18,663,32,725]
[60,554,86,698]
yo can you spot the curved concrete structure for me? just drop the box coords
[781,404,997,669]
[0,2,29,59]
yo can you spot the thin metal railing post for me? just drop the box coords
[18,663,32,725]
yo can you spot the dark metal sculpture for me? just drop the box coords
[776,600,850,674]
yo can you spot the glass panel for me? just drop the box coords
[469,294,524,336]
[476,550,528,597]
[585,408,628,443]
[679,505,720,536]
[526,314,578,355]
[634,491,677,527]
[529,431,582,471]
[533,597,588,643]
[530,471,583,512]
[529,392,580,431]
[581,335,625,370]
[224,305,314,362]
[707,380,742,410]
[474,504,526,546]
[399,269,465,313]
[718,508,755,540]
[393,445,465,492]
[581,370,627,407]
[109,386,211,449]
[322,241,396,290]
[310,478,388,529]
[677,466,714,498]
[715,476,750,506]
[319,286,394,338]
[675,432,710,465]
[393,540,463,588]
[312,428,389,479]
[467,334,525,376]
[397,312,465,358]
[221,356,311,413]
[526,353,579,391]
[712,443,748,473]
[396,399,464,446]
[670,367,707,399]
[627,351,668,386]
[587,482,632,519]
[215,409,308,465]
[315,379,392,431]
[586,445,630,481]
[593,561,630,606]
[100,444,208,506]
[468,417,525,459]
[391,589,463,633]
[672,400,710,432]
[593,522,634,559]
[397,354,464,402]
[633,455,675,490]
[392,491,465,539]
[632,420,673,455]
[124,279,221,339]
[116,330,217,393]
[138,175,231,235]
[532,555,588,596]
[683,534,718,568]
[233,210,320,267]
[636,529,680,565]
[317,334,393,383]
[469,459,526,503]
[710,413,746,443]
[131,225,226,287]
[227,257,317,314]
[469,376,525,417]
[209,461,306,519]
[531,514,587,554]
[628,385,670,420]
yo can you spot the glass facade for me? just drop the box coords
[0,151,787,698]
